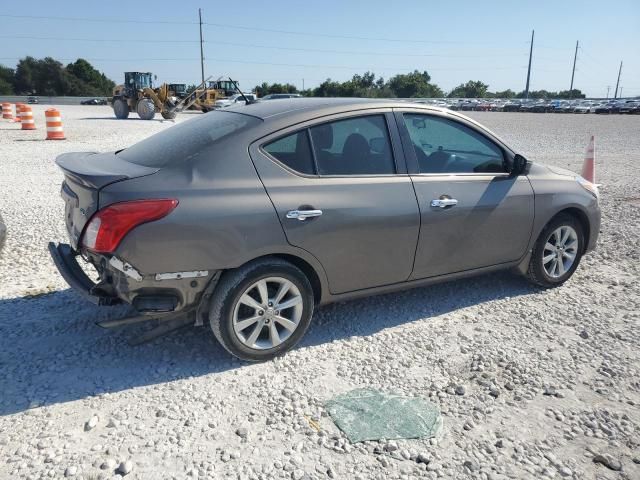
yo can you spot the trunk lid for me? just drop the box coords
[56,151,158,249]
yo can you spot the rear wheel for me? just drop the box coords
[136,99,156,120]
[209,258,314,361]
[526,214,584,288]
[113,98,129,119]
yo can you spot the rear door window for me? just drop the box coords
[403,113,504,174]
[309,115,395,176]
[263,131,315,175]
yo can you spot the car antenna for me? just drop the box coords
[229,77,256,105]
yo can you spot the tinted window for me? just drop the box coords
[264,131,315,175]
[118,111,259,168]
[403,114,504,174]
[310,115,395,175]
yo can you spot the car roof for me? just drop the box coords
[225,97,450,120]
[219,97,512,152]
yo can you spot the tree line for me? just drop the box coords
[256,73,585,99]
[0,57,586,99]
[0,57,115,96]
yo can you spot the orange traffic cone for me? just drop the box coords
[2,102,12,120]
[45,108,66,140]
[14,103,23,123]
[20,104,36,130]
[581,135,595,183]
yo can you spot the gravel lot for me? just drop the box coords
[1,106,638,480]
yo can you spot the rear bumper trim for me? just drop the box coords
[48,242,120,306]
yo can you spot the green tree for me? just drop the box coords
[0,65,14,94]
[557,89,585,99]
[254,82,298,97]
[11,56,115,96]
[66,58,115,95]
[490,89,516,98]
[448,80,489,98]
[387,70,442,98]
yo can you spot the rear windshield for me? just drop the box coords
[118,111,260,167]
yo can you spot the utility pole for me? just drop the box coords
[199,8,205,85]
[619,87,623,97]
[606,86,611,98]
[569,40,578,98]
[524,30,534,100]
[614,61,622,98]
[302,78,305,91]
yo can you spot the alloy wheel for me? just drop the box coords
[542,226,578,278]
[232,277,303,350]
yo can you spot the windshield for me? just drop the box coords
[118,111,261,168]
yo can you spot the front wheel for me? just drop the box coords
[113,98,129,119]
[526,214,584,288]
[209,258,314,361]
[136,99,156,120]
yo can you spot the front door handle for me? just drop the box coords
[286,209,323,221]
[430,197,458,208]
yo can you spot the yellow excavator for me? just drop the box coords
[111,72,211,120]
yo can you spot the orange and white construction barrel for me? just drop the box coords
[2,102,12,120]
[14,103,23,123]
[45,108,66,140]
[20,104,36,130]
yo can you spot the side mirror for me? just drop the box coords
[510,154,528,176]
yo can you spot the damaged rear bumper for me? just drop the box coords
[48,242,218,318]
[48,242,121,305]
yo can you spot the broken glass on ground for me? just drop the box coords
[325,388,443,443]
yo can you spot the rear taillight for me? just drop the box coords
[81,199,178,253]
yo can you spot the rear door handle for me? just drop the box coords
[286,209,323,221]
[430,198,458,208]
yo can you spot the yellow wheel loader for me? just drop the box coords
[194,79,239,112]
[111,73,212,120]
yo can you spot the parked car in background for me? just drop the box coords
[573,102,594,113]
[594,102,615,114]
[261,94,302,100]
[81,98,108,105]
[49,98,600,361]
[27,96,38,104]
[616,101,638,114]
[503,100,521,112]
[215,93,257,109]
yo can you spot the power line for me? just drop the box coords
[0,13,196,25]
[0,13,529,46]
[0,34,530,59]
[0,55,526,72]
[203,21,529,45]
[0,34,200,43]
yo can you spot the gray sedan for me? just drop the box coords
[49,99,600,361]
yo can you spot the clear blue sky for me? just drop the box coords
[1,0,638,97]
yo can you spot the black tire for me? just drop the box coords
[161,110,177,120]
[526,214,584,288]
[113,98,129,119]
[209,258,314,361]
[136,99,156,120]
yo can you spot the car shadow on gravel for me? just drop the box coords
[0,271,537,416]
[302,271,537,347]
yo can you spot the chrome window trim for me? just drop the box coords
[258,109,404,179]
